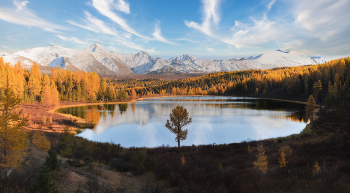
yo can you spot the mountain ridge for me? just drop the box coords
[0,43,324,75]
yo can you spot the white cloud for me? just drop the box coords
[206,48,214,52]
[56,35,90,45]
[224,15,282,48]
[266,0,276,12]
[114,0,130,14]
[185,0,283,49]
[110,37,158,53]
[91,0,145,38]
[68,11,156,52]
[68,11,118,36]
[293,0,350,42]
[152,22,177,45]
[124,32,132,39]
[0,45,20,53]
[184,0,221,37]
[0,0,67,32]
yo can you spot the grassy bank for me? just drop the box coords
[42,100,349,192]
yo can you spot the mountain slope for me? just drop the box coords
[4,43,133,75]
[1,44,321,75]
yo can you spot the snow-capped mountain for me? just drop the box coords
[149,49,320,74]
[113,51,169,74]
[0,44,322,75]
[1,43,133,75]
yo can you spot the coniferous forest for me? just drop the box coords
[1,56,350,192]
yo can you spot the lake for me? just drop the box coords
[58,96,308,147]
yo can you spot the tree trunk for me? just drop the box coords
[178,127,180,152]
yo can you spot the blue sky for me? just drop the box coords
[0,0,349,60]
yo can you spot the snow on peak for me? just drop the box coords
[173,53,196,61]
[136,50,150,57]
[276,49,290,54]
[247,54,262,60]
[48,57,66,68]
[86,42,109,53]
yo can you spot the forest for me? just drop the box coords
[1,57,350,110]
[1,56,350,192]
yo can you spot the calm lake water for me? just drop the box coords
[58,96,308,147]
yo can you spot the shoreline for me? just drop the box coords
[46,95,317,144]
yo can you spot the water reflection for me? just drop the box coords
[58,96,308,147]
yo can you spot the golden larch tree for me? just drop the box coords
[28,73,41,97]
[50,80,60,106]
[253,144,269,174]
[30,62,42,84]
[42,84,52,106]
[0,73,29,168]
[165,105,192,152]
[131,88,137,99]
[278,149,287,168]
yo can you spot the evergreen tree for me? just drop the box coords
[44,148,60,171]
[29,165,58,193]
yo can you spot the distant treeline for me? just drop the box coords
[1,57,349,108]
[132,57,350,107]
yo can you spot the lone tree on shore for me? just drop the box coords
[165,105,192,152]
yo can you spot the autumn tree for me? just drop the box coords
[30,62,42,84]
[306,95,317,122]
[165,105,192,152]
[87,72,100,102]
[50,80,59,106]
[0,74,29,168]
[41,76,51,106]
[117,88,129,101]
[278,149,287,168]
[28,73,41,98]
[131,88,137,99]
[253,144,268,174]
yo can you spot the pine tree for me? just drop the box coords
[165,105,192,152]
[44,148,60,171]
[0,73,29,168]
[29,164,58,193]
